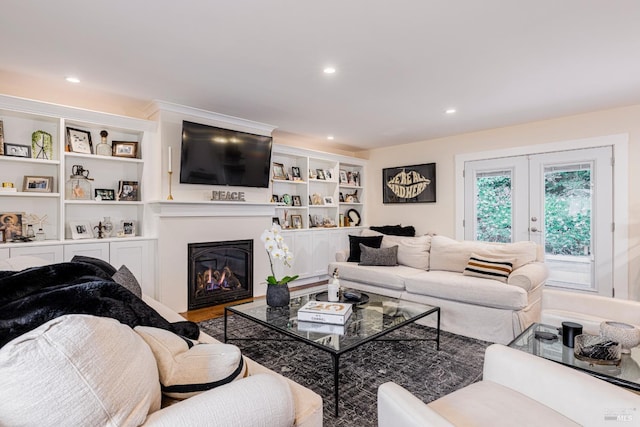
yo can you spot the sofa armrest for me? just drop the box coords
[542,289,640,326]
[143,374,295,427]
[483,344,640,425]
[335,249,349,262]
[378,382,454,427]
[507,262,548,292]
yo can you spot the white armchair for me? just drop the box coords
[378,344,640,426]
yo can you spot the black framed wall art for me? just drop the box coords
[382,163,436,203]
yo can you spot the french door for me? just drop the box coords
[464,147,613,296]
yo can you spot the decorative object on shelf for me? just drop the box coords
[26,213,49,238]
[112,141,138,158]
[35,228,45,241]
[291,166,302,181]
[309,169,316,179]
[31,130,53,160]
[66,127,93,154]
[353,171,360,186]
[0,182,16,193]
[3,143,31,158]
[22,176,53,193]
[260,224,298,307]
[25,224,35,239]
[69,220,93,239]
[345,189,359,203]
[93,221,107,239]
[271,194,279,203]
[102,217,114,237]
[0,212,24,240]
[291,214,302,229]
[292,195,301,206]
[281,193,292,206]
[0,120,4,155]
[315,169,326,180]
[166,145,174,200]
[96,130,112,157]
[272,162,286,180]
[311,193,323,205]
[324,196,334,205]
[383,163,436,203]
[339,170,348,184]
[121,220,136,237]
[339,192,344,202]
[117,180,139,201]
[346,208,361,226]
[94,188,115,201]
[65,165,93,200]
[600,321,640,354]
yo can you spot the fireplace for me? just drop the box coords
[187,240,253,310]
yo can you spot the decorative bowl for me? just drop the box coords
[600,321,640,354]
[574,334,621,365]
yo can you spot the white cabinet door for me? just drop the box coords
[11,245,64,263]
[110,239,155,297]
[0,248,9,261]
[311,231,330,276]
[63,242,110,262]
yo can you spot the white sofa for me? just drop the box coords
[329,232,549,344]
[542,288,640,334]
[378,344,640,427]
[0,256,323,427]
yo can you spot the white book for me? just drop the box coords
[297,301,353,325]
[297,320,346,335]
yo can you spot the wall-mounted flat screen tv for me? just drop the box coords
[179,120,273,188]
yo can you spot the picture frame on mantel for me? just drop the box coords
[382,163,436,204]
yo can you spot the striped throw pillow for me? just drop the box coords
[463,253,514,283]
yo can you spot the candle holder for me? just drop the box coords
[167,171,174,200]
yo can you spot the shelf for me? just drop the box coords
[64,200,143,205]
[0,156,59,165]
[272,179,306,185]
[310,204,338,208]
[65,152,143,163]
[0,192,60,198]
[310,179,338,184]
[340,202,363,206]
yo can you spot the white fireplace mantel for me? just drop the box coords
[148,200,276,218]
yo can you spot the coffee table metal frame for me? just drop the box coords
[509,322,640,393]
[224,292,440,416]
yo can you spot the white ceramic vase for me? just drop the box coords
[600,321,640,354]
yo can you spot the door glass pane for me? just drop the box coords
[475,170,512,243]
[543,163,592,289]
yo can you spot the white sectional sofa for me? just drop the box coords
[329,231,549,344]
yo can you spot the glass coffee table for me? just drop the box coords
[509,323,640,392]
[224,290,440,416]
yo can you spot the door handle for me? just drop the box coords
[530,227,539,232]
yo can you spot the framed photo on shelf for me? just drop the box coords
[121,220,136,237]
[4,143,31,158]
[95,188,115,201]
[66,127,93,154]
[324,169,332,180]
[117,180,139,201]
[271,194,279,203]
[292,195,302,206]
[315,169,326,180]
[0,212,24,240]
[272,162,286,180]
[323,196,334,205]
[291,166,302,180]
[339,169,348,184]
[69,221,93,240]
[112,141,138,158]
[272,217,280,226]
[32,130,53,160]
[291,214,303,229]
[22,176,53,193]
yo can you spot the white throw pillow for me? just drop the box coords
[361,229,432,270]
[0,314,161,427]
[135,325,247,399]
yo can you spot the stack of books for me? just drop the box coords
[297,301,352,325]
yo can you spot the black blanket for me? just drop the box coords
[0,262,199,348]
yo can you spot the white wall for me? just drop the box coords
[365,104,640,300]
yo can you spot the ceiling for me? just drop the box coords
[1,1,640,151]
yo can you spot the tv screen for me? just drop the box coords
[179,121,273,188]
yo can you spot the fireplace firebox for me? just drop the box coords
[188,240,253,310]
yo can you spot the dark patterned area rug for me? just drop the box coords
[199,315,491,427]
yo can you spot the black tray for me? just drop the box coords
[315,290,369,306]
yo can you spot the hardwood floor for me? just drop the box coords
[180,281,327,322]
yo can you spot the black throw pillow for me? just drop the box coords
[347,235,384,262]
[370,225,416,237]
[71,255,118,277]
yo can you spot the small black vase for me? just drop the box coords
[266,284,290,307]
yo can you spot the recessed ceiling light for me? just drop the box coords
[445,108,457,114]
[65,76,80,83]
[327,135,335,140]
[323,67,336,74]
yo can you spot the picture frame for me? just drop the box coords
[291,214,303,229]
[292,195,302,206]
[117,180,139,201]
[272,162,287,180]
[339,169,348,184]
[66,127,93,154]
[121,220,136,237]
[323,196,334,205]
[32,130,53,160]
[324,169,332,180]
[4,143,31,158]
[22,176,53,193]
[112,141,138,158]
[271,194,279,203]
[95,188,115,201]
[315,169,326,180]
[291,166,302,180]
[0,212,24,240]
[383,162,436,203]
[69,220,93,240]
[272,217,280,226]
[0,120,4,155]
